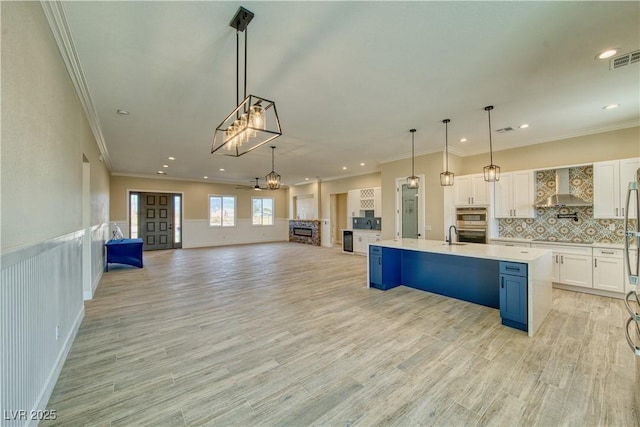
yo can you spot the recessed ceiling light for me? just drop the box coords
[204,176,208,179]
[596,49,618,60]
[518,124,530,129]
[305,177,309,181]
[342,166,347,170]
[168,156,175,160]
[116,109,130,115]
[157,171,165,175]
[603,104,620,110]
[162,164,169,168]
[219,168,225,172]
[459,138,467,143]
[360,162,365,166]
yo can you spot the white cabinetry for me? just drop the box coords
[491,239,531,248]
[454,174,490,206]
[532,243,593,288]
[348,187,382,218]
[593,248,624,293]
[494,171,536,218]
[593,158,640,219]
[353,230,381,255]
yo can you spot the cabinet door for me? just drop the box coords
[593,256,624,292]
[593,161,620,219]
[347,190,359,218]
[500,274,527,325]
[454,176,472,205]
[493,174,512,218]
[551,254,560,283]
[471,175,490,205]
[353,233,366,254]
[373,187,382,217]
[560,254,593,288]
[369,253,382,287]
[620,158,640,220]
[512,171,535,218]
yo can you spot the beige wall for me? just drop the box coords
[319,173,381,219]
[1,2,110,251]
[380,152,457,241]
[288,181,320,219]
[110,175,288,221]
[460,127,640,175]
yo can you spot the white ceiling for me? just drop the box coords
[61,1,639,187]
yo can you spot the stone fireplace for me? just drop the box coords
[289,220,321,246]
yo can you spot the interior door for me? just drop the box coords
[141,192,174,250]
[401,184,419,238]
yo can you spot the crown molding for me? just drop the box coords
[40,1,112,171]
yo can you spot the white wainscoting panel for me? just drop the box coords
[86,223,109,300]
[320,219,332,248]
[1,231,85,427]
[183,218,289,248]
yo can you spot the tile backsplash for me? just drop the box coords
[497,166,634,243]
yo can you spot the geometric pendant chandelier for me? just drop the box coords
[211,7,282,157]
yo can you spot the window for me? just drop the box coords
[130,192,139,238]
[252,197,274,225]
[209,195,236,227]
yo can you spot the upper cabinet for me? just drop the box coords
[454,174,491,206]
[593,158,640,219]
[348,187,382,218]
[494,171,536,218]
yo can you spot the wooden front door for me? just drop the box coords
[141,193,174,250]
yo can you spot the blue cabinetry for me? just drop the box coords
[369,246,401,290]
[499,262,528,332]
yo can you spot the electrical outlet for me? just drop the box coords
[55,325,59,341]
[609,223,616,231]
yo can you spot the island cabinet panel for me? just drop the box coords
[400,251,500,308]
[369,246,402,290]
[499,262,528,332]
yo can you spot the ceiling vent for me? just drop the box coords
[610,50,640,70]
[495,127,514,133]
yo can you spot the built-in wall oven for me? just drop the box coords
[456,207,488,244]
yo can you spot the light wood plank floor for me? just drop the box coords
[44,242,639,426]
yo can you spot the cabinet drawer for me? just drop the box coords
[500,262,527,277]
[593,248,623,258]
[532,243,592,256]
[369,245,381,255]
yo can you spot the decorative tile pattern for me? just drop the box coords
[289,220,321,246]
[498,166,635,243]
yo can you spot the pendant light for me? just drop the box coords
[407,129,419,189]
[440,119,454,186]
[211,7,282,157]
[265,146,281,190]
[483,105,500,182]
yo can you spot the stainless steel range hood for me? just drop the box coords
[534,168,592,208]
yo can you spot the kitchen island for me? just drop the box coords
[368,239,553,337]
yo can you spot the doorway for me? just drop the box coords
[395,176,426,239]
[130,191,182,250]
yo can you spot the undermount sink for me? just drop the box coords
[443,242,467,246]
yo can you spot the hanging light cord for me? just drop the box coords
[486,106,493,164]
[244,27,248,101]
[271,146,275,171]
[410,129,416,176]
[444,120,449,171]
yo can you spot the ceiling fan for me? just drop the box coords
[236,178,268,191]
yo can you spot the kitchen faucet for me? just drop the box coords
[447,225,458,245]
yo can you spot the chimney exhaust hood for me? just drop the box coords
[534,168,592,208]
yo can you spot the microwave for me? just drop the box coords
[456,207,487,227]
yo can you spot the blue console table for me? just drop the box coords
[105,238,144,271]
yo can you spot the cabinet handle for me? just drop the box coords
[555,255,558,263]
[595,259,598,268]
[501,277,504,288]
[616,208,619,216]
[379,258,381,265]
[601,251,615,255]
[561,255,564,264]
[622,208,625,217]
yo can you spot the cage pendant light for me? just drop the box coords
[211,7,282,157]
[483,105,500,182]
[440,119,454,186]
[407,129,419,189]
[265,146,281,190]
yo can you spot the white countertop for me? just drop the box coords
[375,239,550,264]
